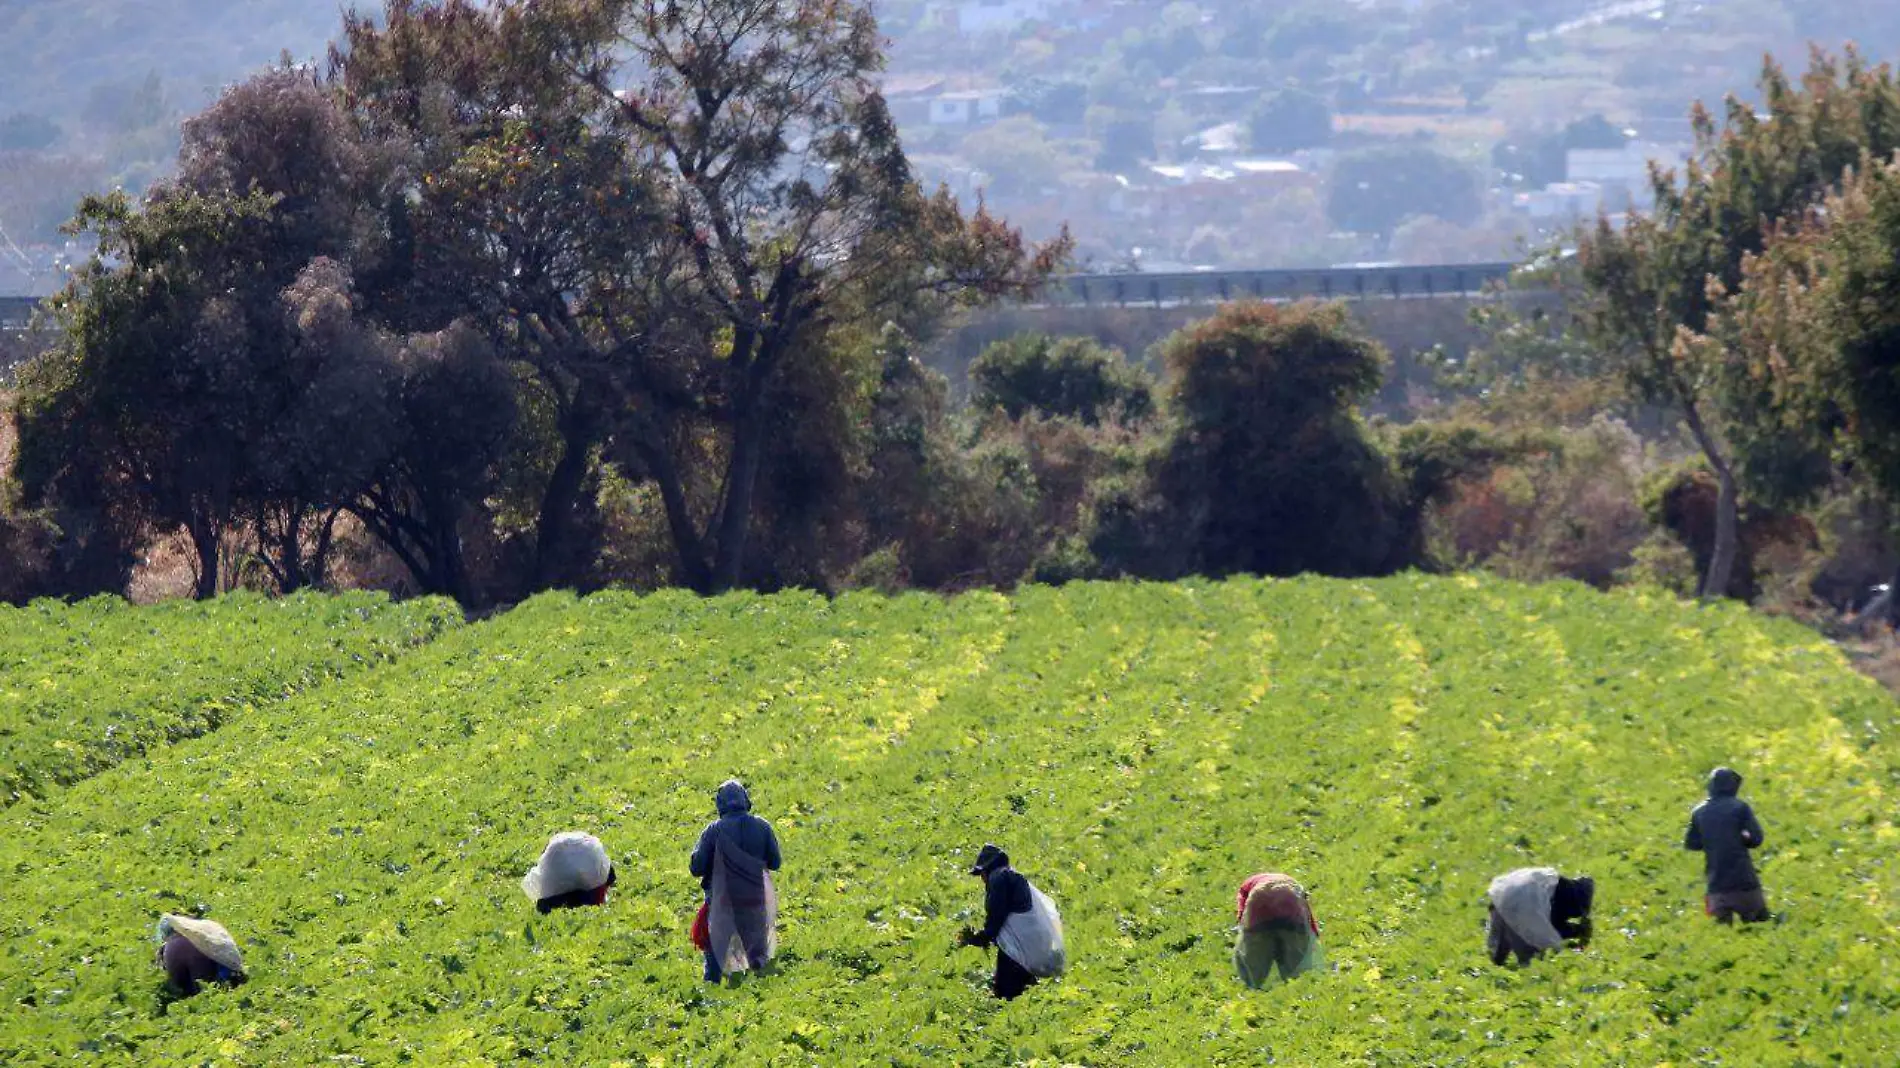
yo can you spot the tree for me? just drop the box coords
[1327,145,1480,234]
[1578,50,1900,600]
[351,316,518,601]
[1261,4,1367,61]
[1493,114,1629,188]
[12,64,520,601]
[1096,116,1156,171]
[1116,8,1206,76]
[1097,302,1408,580]
[1714,155,1900,616]
[0,113,60,152]
[970,335,1155,425]
[16,0,1064,603]
[166,71,408,592]
[1004,78,1087,126]
[571,0,1066,591]
[333,0,679,591]
[960,117,1069,197]
[13,189,280,598]
[1246,89,1332,155]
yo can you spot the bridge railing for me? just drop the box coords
[0,296,43,329]
[2,262,1519,326]
[1048,262,1517,306]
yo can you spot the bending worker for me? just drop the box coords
[959,843,1065,999]
[1685,766,1770,923]
[155,914,247,997]
[1486,867,1594,965]
[522,831,617,914]
[690,779,782,983]
[1234,872,1324,988]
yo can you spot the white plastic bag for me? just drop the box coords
[1487,867,1564,951]
[521,832,611,902]
[997,882,1066,978]
[708,861,778,975]
[156,914,245,974]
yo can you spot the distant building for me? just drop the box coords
[882,74,949,126]
[929,89,1006,125]
[923,0,1056,35]
[1145,159,1308,189]
[1517,181,1606,220]
[1178,85,1265,118]
[1565,142,1693,207]
[1183,121,1245,158]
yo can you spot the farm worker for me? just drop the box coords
[1233,872,1324,988]
[1485,867,1594,966]
[1684,766,1770,923]
[958,843,1066,999]
[690,779,782,983]
[154,914,246,997]
[522,831,617,914]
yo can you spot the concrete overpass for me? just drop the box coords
[0,296,41,329]
[1049,261,1516,306]
[2,261,1518,328]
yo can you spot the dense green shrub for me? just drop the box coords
[970,334,1156,426]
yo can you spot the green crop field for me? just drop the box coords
[0,591,462,805]
[1,575,1895,1065]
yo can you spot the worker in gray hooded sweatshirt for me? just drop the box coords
[1684,766,1769,923]
[690,780,783,982]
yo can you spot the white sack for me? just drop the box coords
[156,914,245,974]
[997,882,1067,978]
[1487,867,1565,951]
[521,831,611,901]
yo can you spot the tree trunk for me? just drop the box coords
[349,491,450,600]
[188,519,220,600]
[710,381,770,593]
[278,510,306,594]
[1703,463,1740,600]
[310,509,341,590]
[631,434,713,593]
[1681,397,1738,600]
[533,402,601,590]
[1886,562,1900,628]
[424,485,473,606]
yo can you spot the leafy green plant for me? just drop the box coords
[0,577,1894,1064]
[0,591,460,804]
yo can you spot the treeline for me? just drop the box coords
[2,0,1068,606]
[8,16,1900,622]
[1383,48,1900,626]
[0,0,1540,610]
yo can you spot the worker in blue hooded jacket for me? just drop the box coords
[1685,766,1769,923]
[690,780,783,982]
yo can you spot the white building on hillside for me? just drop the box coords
[924,0,1055,35]
[1565,142,1693,207]
[929,89,1006,125]
[1518,182,1606,221]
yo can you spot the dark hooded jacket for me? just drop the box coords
[972,847,1033,945]
[690,781,782,896]
[1684,767,1764,893]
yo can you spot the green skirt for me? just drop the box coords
[1234,919,1324,989]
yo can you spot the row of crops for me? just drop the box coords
[1,575,1896,1064]
[0,592,461,804]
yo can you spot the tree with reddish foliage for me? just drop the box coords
[1714,151,1900,620]
[1578,50,1899,602]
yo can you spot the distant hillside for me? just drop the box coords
[2,0,1896,282]
[0,1,363,122]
